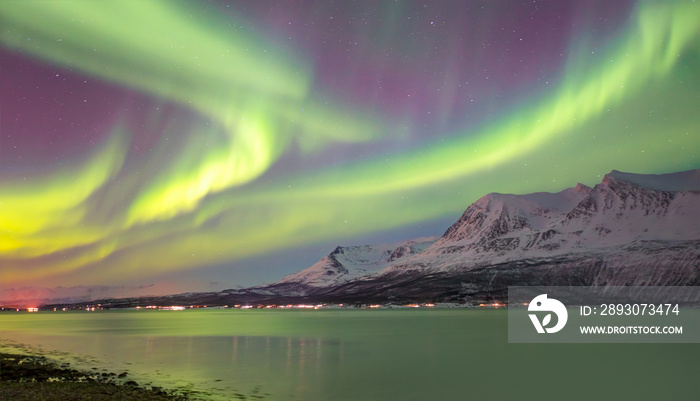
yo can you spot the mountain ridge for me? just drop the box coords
[274,169,699,298]
[17,169,700,308]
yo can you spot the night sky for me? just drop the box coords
[1,1,698,296]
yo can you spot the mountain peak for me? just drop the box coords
[603,169,700,192]
[277,237,438,287]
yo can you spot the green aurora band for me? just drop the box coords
[0,1,698,286]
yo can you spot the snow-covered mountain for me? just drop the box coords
[384,169,699,273]
[273,169,699,300]
[276,238,437,288]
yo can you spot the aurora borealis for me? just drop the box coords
[1,1,699,297]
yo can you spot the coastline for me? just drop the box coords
[0,352,195,401]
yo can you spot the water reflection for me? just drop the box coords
[0,329,346,400]
[1,309,698,401]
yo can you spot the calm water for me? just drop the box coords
[0,309,696,400]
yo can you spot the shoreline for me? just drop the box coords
[0,352,196,401]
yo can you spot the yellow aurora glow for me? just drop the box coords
[0,1,698,287]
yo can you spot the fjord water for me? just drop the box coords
[0,309,695,400]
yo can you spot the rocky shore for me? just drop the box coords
[0,352,194,401]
